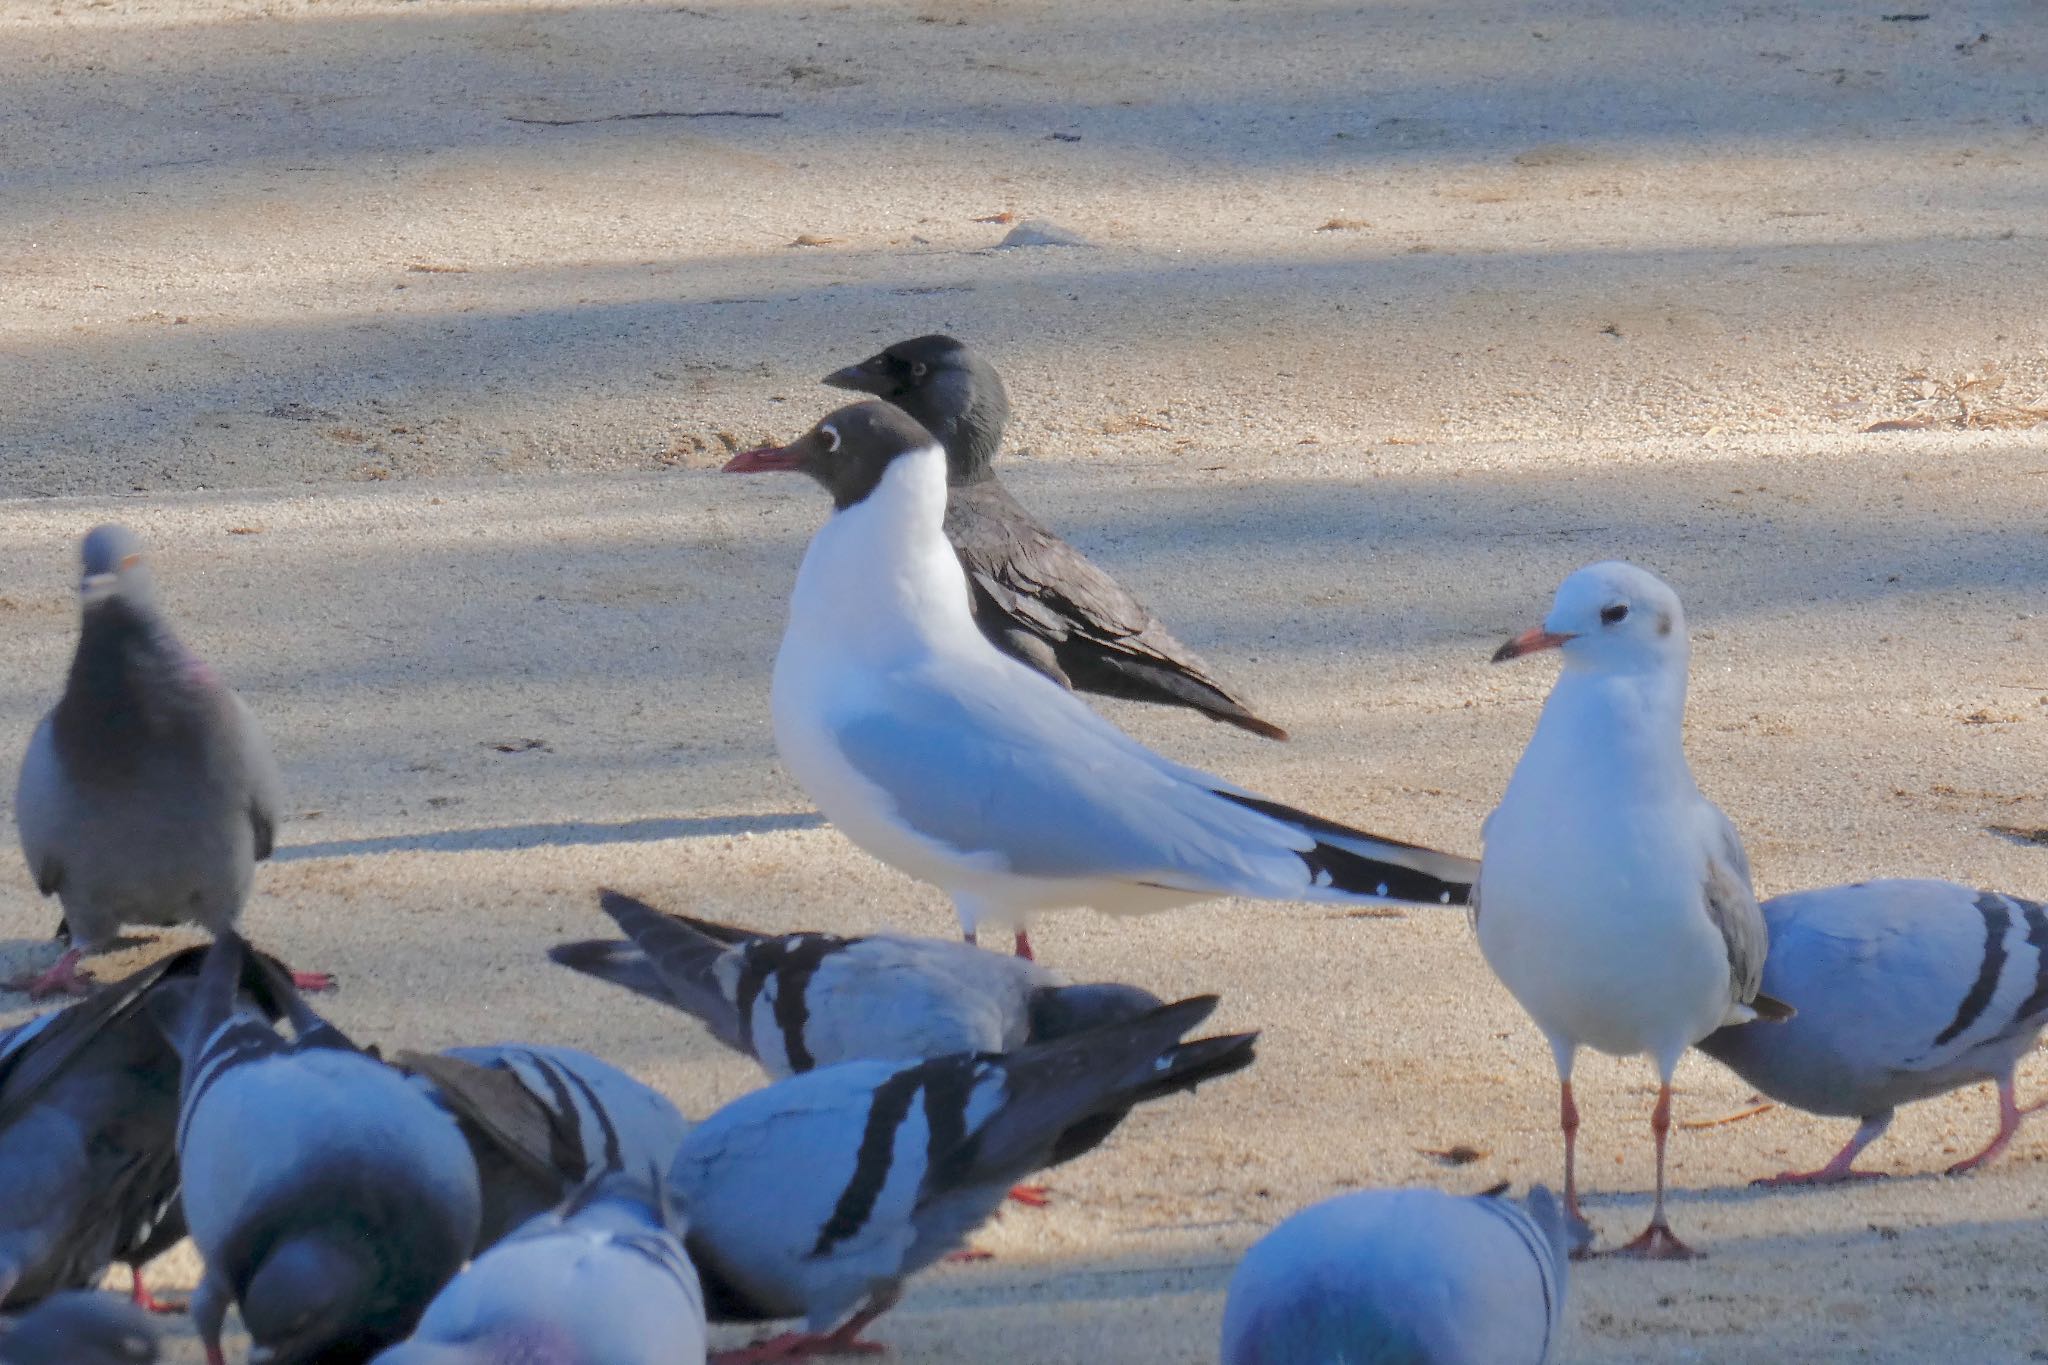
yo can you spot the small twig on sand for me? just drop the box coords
[507,110,785,126]
[1680,1101,1775,1130]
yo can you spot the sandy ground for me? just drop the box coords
[2,0,2047,1360]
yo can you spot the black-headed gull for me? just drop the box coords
[723,401,1477,958]
[820,335,1286,738]
[1476,561,1790,1258]
[11,526,325,999]
[1221,1185,1572,1365]
[1698,878,2047,1182]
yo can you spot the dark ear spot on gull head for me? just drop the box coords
[722,401,942,510]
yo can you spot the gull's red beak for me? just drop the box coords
[1491,627,1576,663]
[722,444,806,473]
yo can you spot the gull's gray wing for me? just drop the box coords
[1698,802,1774,1013]
[831,661,1474,905]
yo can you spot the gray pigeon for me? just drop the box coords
[0,1291,159,1365]
[157,932,481,1365]
[398,1042,691,1252]
[1697,878,2048,1183]
[550,889,1164,1078]
[10,525,309,1000]
[0,945,289,1315]
[1220,1186,1572,1365]
[673,994,1255,1357]
[818,335,1287,740]
[367,1172,706,1365]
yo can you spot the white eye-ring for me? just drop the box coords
[820,423,841,453]
[910,361,927,378]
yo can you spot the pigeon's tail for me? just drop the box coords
[1215,791,1479,908]
[953,995,1255,1182]
[550,890,750,1048]
[171,929,254,1065]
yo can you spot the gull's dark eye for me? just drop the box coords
[1600,603,1629,625]
[820,423,841,454]
[910,361,928,379]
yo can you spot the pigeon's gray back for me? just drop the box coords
[768,935,1048,1074]
[1221,1187,1567,1365]
[0,1290,159,1365]
[373,1179,705,1365]
[1698,879,2048,1116]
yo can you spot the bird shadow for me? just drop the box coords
[270,810,825,861]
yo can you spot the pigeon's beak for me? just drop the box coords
[722,443,807,473]
[821,362,876,392]
[1491,627,1576,663]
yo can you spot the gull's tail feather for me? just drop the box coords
[1214,791,1479,907]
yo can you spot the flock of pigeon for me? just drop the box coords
[0,332,2041,1365]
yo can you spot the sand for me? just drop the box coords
[2,0,2046,1360]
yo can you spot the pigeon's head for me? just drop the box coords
[0,1291,160,1365]
[822,334,1009,482]
[240,1236,390,1365]
[723,401,945,511]
[1492,560,1687,674]
[1029,982,1167,1043]
[77,524,156,612]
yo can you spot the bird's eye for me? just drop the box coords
[910,361,927,378]
[1600,603,1629,625]
[819,423,841,454]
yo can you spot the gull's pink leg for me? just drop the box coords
[1006,1183,1051,1208]
[1609,1083,1699,1260]
[1945,1077,2044,1175]
[1559,1078,1584,1226]
[1754,1112,1892,1186]
[1012,930,1035,961]
[290,969,337,993]
[4,947,94,1000]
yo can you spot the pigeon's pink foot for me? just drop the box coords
[130,1272,187,1315]
[711,1330,888,1363]
[1607,1220,1699,1260]
[1006,1184,1052,1208]
[5,948,94,1000]
[1754,1165,1885,1188]
[1945,1079,2041,1176]
[290,969,337,993]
